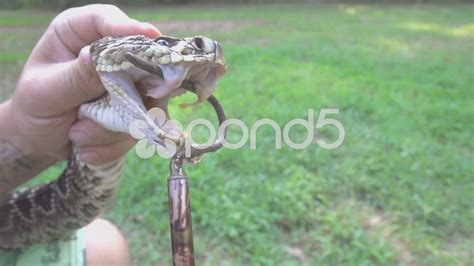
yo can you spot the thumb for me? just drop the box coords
[28,46,105,115]
[64,46,105,107]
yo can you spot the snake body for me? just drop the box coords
[0,35,226,249]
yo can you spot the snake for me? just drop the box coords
[0,35,226,249]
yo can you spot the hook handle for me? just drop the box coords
[168,162,195,266]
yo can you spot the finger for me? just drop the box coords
[69,119,130,148]
[79,137,137,165]
[33,4,160,62]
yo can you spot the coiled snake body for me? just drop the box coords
[0,35,226,249]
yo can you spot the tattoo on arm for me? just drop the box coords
[0,139,35,194]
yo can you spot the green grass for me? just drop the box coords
[1,3,473,265]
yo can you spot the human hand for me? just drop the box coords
[6,4,160,165]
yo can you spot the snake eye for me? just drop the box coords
[193,37,204,50]
[157,39,169,47]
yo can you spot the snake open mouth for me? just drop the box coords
[107,53,226,148]
[120,38,226,115]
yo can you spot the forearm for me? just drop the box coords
[0,100,55,197]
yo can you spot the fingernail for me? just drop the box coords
[142,22,161,36]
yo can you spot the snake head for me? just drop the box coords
[144,35,227,107]
[88,35,226,154]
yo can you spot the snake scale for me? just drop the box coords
[0,35,226,249]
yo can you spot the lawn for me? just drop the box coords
[1,3,473,265]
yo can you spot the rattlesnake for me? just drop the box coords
[0,35,226,249]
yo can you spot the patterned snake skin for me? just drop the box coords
[0,35,226,249]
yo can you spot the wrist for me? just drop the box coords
[0,99,58,194]
[0,99,57,163]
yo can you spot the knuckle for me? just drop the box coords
[51,7,78,26]
[92,4,124,20]
[99,4,122,13]
[75,4,119,15]
[17,74,38,93]
[16,74,42,106]
[101,21,114,36]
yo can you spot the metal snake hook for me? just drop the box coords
[126,52,228,265]
[166,93,226,266]
[167,92,227,266]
